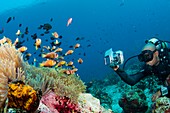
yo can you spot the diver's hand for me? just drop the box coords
[152,90,161,102]
[110,64,119,71]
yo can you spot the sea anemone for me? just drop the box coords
[0,43,24,108]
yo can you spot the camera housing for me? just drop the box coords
[104,48,124,67]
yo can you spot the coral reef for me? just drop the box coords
[0,41,111,112]
[38,90,80,113]
[37,92,113,113]
[152,96,170,113]
[119,89,148,113]
[24,64,86,103]
[78,93,113,113]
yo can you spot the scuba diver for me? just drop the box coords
[105,38,170,101]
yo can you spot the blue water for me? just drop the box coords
[0,0,170,82]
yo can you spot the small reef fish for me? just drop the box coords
[74,43,80,49]
[54,48,63,52]
[55,60,66,67]
[72,68,78,72]
[13,38,19,46]
[16,30,21,36]
[38,23,52,31]
[67,61,74,66]
[34,38,41,50]
[51,46,56,51]
[51,40,60,46]
[18,46,27,53]
[39,59,56,67]
[62,69,76,75]
[50,18,53,22]
[65,50,74,56]
[25,27,29,34]
[52,32,59,38]
[0,28,4,34]
[42,52,58,59]
[24,53,32,61]
[67,18,72,27]
[77,58,83,64]
[6,17,12,23]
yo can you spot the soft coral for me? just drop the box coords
[40,90,80,113]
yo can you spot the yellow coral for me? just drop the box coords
[8,81,38,111]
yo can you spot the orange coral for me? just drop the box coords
[8,81,39,111]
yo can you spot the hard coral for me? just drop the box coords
[152,96,170,113]
[8,81,39,112]
[119,89,148,113]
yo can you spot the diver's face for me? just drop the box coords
[146,51,159,66]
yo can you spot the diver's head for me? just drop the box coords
[138,43,160,66]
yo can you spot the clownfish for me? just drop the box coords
[42,52,58,59]
[77,58,83,64]
[52,32,59,38]
[65,50,74,56]
[39,59,56,67]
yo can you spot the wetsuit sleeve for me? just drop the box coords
[115,67,148,86]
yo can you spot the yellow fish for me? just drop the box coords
[55,60,66,67]
[18,46,27,53]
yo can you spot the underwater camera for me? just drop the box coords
[104,48,124,67]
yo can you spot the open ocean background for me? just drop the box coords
[0,0,170,82]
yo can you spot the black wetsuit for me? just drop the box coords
[115,51,170,96]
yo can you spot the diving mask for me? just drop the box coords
[138,49,157,62]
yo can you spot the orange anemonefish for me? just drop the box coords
[39,59,56,67]
[74,43,80,49]
[77,58,83,64]
[65,50,74,56]
[67,18,72,27]
[42,52,58,59]
[67,61,74,66]
[18,46,27,53]
[54,47,63,52]
[62,69,76,75]
[52,32,59,38]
